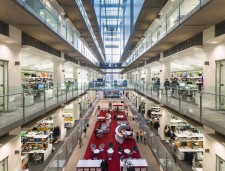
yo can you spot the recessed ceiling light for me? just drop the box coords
[211,41,218,44]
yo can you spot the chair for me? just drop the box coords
[99,143,105,151]
[108,142,113,149]
[90,143,96,151]
[84,169,89,171]
[32,152,43,164]
[118,147,123,154]
[132,146,137,153]
[120,155,125,161]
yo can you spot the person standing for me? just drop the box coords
[171,78,178,97]
[79,137,82,148]
[136,132,139,143]
[164,78,170,96]
[83,127,87,137]
[140,131,144,142]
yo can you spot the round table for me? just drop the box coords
[124,149,130,154]
[94,149,100,154]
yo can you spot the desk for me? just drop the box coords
[178,147,203,152]
[94,149,100,154]
[120,159,148,171]
[77,160,102,169]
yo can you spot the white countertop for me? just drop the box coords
[175,131,203,138]
[120,159,148,167]
[77,160,102,168]
[178,147,203,152]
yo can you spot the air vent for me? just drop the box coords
[215,20,225,37]
[164,33,203,57]
[0,20,9,36]
[22,32,61,57]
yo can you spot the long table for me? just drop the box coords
[77,160,102,170]
[120,159,148,171]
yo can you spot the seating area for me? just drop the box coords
[77,107,148,171]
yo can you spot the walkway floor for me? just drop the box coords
[65,100,160,171]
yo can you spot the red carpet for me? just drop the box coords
[84,110,141,171]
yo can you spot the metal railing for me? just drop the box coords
[124,96,181,171]
[0,82,90,136]
[127,80,225,135]
[15,0,99,65]
[126,0,210,65]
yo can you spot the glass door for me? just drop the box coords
[0,60,8,112]
[217,156,225,171]
[216,61,225,110]
[0,157,8,171]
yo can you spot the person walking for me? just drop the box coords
[79,137,82,148]
[136,132,139,143]
[171,78,178,97]
[83,126,87,137]
[164,78,170,96]
[140,131,144,142]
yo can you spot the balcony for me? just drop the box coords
[0,83,89,137]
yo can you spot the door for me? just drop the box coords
[0,158,8,171]
[0,60,8,112]
[216,61,225,110]
[217,156,225,171]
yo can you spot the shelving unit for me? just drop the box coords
[64,105,75,128]
[21,131,53,161]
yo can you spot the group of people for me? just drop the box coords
[136,131,146,144]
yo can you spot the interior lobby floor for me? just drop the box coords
[65,101,160,171]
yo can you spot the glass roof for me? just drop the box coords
[94,0,127,63]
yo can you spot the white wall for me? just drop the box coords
[0,26,21,90]
[0,127,22,171]
[203,125,225,171]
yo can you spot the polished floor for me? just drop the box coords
[65,102,160,171]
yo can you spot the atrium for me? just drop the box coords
[0,0,225,171]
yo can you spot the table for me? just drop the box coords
[124,149,130,154]
[77,160,102,170]
[97,116,105,121]
[117,121,128,125]
[120,159,148,171]
[117,115,124,119]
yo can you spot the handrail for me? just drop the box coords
[0,92,22,97]
[44,96,100,171]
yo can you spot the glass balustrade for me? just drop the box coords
[16,0,99,66]
[126,80,225,137]
[46,97,99,170]
[126,0,208,65]
[0,82,90,135]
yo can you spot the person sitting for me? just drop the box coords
[98,123,102,129]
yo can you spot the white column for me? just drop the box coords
[203,26,216,93]
[160,61,171,84]
[73,66,78,82]
[145,66,152,83]
[73,99,79,120]
[53,60,64,85]
[158,109,171,140]
[53,109,67,141]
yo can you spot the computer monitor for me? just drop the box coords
[37,83,44,90]
[179,82,185,87]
